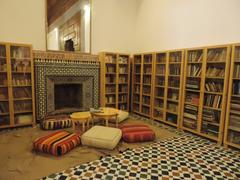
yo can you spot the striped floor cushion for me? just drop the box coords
[41,115,72,130]
[33,131,81,156]
[120,124,155,143]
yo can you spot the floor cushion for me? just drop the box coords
[41,114,72,130]
[118,110,129,123]
[33,131,81,156]
[120,124,155,143]
[81,126,122,150]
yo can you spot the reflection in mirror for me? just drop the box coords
[46,0,90,52]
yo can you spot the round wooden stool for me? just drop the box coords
[70,111,91,132]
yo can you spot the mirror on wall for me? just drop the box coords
[46,0,91,53]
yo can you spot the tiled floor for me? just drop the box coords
[43,130,240,179]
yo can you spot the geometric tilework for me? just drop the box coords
[42,132,240,180]
[34,59,100,121]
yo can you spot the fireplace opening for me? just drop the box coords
[54,83,82,110]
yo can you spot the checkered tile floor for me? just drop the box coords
[42,133,240,180]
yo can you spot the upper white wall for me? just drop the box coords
[91,0,138,54]
[0,0,46,50]
[134,0,240,53]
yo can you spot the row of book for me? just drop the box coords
[106,86,115,93]
[155,89,164,97]
[105,76,115,83]
[155,65,165,74]
[228,131,240,144]
[155,77,165,86]
[187,65,201,77]
[183,118,197,129]
[119,67,128,74]
[188,51,203,62]
[206,67,225,77]
[0,76,7,86]
[134,85,140,93]
[119,104,127,110]
[143,56,152,63]
[201,122,219,137]
[134,95,140,102]
[119,77,127,83]
[205,81,223,92]
[167,102,178,112]
[143,96,150,105]
[156,54,166,63]
[234,64,240,78]
[233,81,240,95]
[144,67,152,74]
[143,76,151,84]
[204,94,222,108]
[0,63,7,71]
[14,101,32,112]
[207,49,226,62]
[169,53,181,62]
[0,45,6,57]
[105,95,116,104]
[12,76,31,86]
[166,113,178,124]
[186,79,200,90]
[168,91,179,100]
[143,86,151,94]
[105,55,116,63]
[13,87,31,98]
[235,49,240,61]
[119,95,127,102]
[154,99,164,108]
[11,60,31,72]
[106,66,116,73]
[142,106,150,115]
[134,66,141,73]
[134,57,141,64]
[11,47,30,59]
[168,78,180,88]
[119,85,128,92]
[169,64,181,75]
[153,109,164,119]
[0,102,9,113]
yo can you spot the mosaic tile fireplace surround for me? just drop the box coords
[33,51,99,121]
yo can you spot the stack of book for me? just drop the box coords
[119,56,128,64]
[183,118,197,129]
[205,81,223,92]
[184,104,198,120]
[202,109,218,122]
[186,79,200,90]
[204,94,222,108]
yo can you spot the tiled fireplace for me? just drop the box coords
[34,51,99,121]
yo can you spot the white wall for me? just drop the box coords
[134,0,240,53]
[0,0,46,50]
[91,0,138,54]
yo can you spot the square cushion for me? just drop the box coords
[120,124,155,143]
[41,114,72,130]
[117,110,129,123]
[81,126,122,150]
[33,131,81,156]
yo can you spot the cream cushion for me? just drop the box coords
[117,110,129,123]
[81,126,122,150]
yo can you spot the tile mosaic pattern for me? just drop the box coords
[42,133,240,179]
[34,59,100,121]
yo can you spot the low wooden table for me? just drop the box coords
[91,107,119,127]
[70,111,91,132]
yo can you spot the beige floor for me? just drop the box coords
[0,118,178,180]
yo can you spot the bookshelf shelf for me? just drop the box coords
[0,42,35,129]
[100,52,130,111]
[181,46,231,144]
[224,44,240,149]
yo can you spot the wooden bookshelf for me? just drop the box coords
[224,44,240,149]
[181,45,231,144]
[99,52,130,111]
[132,53,154,117]
[0,42,35,129]
[152,50,184,127]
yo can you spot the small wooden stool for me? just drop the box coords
[70,111,91,132]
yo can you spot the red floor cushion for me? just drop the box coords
[120,124,155,143]
[33,131,81,156]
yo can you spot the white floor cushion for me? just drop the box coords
[81,126,122,150]
[118,110,129,123]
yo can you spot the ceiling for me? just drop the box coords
[47,0,79,26]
